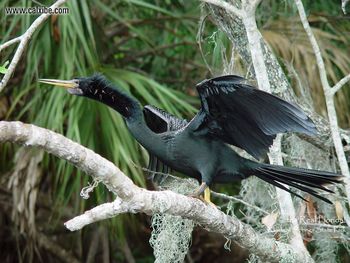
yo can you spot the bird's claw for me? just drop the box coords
[187,193,204,200]
[187,193,216,207]
[204,199,217,207]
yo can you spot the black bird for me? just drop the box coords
[39,74,342,204]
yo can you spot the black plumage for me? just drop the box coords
[193,75,316,159]
[39,74,343,203]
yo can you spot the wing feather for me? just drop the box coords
[144,105,188,133]
[190,75,317,159]
[143,105,188,176]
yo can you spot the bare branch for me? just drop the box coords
[268,135,307,251]
[332,73,350,95]
[237,7,307,253]
[0,121,134,198]
[295,0,350,204]
[241,12,271,92]
[342,0,350,14]
[242,0,262,12]
[137,164,269,215]
[65,199,129,231]
[0,0,68,92]
[211,191,269,215]
[251,0,262,10]
[0,36,22,52]
[0,121,313,262]
[200,0,243,18]
[294,0,330,91]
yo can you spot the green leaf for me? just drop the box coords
[0,61,9,74]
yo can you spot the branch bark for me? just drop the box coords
[332,73,350,95]
[0,0,69,92]
[65,199,129,231]
[0,36,22,52]
[0,121,313,263]
[200,0,242,18]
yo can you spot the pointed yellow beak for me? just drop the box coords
[38,78,78,89]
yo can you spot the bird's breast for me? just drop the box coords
[159,132,197,175]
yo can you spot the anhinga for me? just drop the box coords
[39,74,342,204]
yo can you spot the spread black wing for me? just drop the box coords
[189,75,317,159]
[143,105,188,174]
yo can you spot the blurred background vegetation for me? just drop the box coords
[0,0,349,262]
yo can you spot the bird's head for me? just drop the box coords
[38,74,107,96]
[39,74,140,118]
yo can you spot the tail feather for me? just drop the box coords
[263,165,340,184]
[256,173,308,202]
[254,164,343,204]
[257,167,335,193]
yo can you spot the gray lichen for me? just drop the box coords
[149,177,197,263]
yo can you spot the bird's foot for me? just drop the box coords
[187,182,206,200]
[187,193,205,202]
[187,184,216,207]
[204,187,216,207]
[187,193,216,207]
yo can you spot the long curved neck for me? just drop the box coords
[82,76,161,152]
[125,111,162,152]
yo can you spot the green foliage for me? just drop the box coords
[0,61,9,74]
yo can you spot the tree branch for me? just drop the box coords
[0,121,313,262]
[332,73,350,95]
[0,0,68,92]
[240,8,271,93]
[137,166,269,215]
[250,0,262,10]
[66,198,350,233]
[199,0,242,18]
[65,190,270,231]
[65,199,129,231]
[0,36,22,52]
[342,0,350,14]
[295,0,350,204]
[294,0,330,91]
